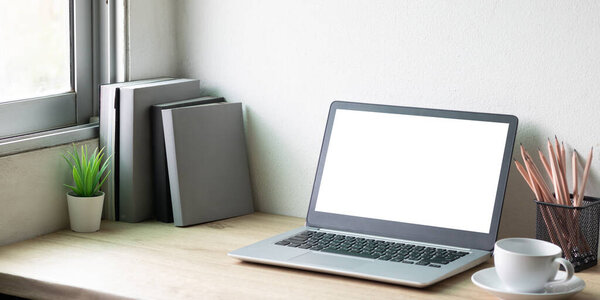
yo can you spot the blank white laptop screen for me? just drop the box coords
[314,109,510,234]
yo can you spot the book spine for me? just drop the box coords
[162,109,184,226]
[118,88,135,222]
[99,86,117,221]
[151,97,226,223]
[151,106,173,223]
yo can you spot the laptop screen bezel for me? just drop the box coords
[305,101,518,251]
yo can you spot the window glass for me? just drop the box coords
[0,0,71,103]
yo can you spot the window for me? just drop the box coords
[0,0,93,139]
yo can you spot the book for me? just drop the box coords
[162,102,254,227]
[98,78,170,220]
[118,78,202,222]
[151,96,226,223]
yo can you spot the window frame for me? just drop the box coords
[0,0,93,139]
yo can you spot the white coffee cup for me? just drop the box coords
[494,238,574,293]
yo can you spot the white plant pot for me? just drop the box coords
[66,192,104,233]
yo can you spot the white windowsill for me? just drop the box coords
[0,123,99,157]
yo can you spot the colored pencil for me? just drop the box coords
[572,150,578,203]
[577,147,593,206]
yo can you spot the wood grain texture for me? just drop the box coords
[0,213,598,299]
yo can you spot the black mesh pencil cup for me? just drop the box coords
[535,195,600,272]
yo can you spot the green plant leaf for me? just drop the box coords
[72,167,83,195]
[65,147,81,174]
[97,161,109,182]
[94,170,111,195]
[85,157,95,195]
[63,144,112,197]
[64,183,78,195]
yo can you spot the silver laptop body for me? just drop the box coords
[229,101,518,287]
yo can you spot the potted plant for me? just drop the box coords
[63,144,111,232]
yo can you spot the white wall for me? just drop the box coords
[175,0,600,238]
[127,0,178,79]
[0,140,97,245]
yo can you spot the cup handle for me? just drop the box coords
[548,257,574,285]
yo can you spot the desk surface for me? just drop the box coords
[0,213,598,299]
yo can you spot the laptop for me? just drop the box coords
[229,101,518,287]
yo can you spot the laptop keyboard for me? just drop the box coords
[275,231,469,268]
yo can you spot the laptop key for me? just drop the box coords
[321,248,378,259]
[289,238,307,243]
[444,255,459,261]
[430,258,450,264]
[276,232,469,269]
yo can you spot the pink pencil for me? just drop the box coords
[577,147,593,206]
[572,150,578,204]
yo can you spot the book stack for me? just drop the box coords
[99,79,254,225]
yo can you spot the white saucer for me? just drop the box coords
[471,267,585,300]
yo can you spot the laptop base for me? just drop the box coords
[229,226,491,288]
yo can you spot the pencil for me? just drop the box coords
[548,139,566,205]
[555,137,570,204]
[523,157,572,256]
[539,148,553,179]
[572,149,578,203]
[525,156,556,203]
[577,147,593,206]
[561,141,567,176]
[515,159,563,249]
[555,136,563,175]
[522,148,555,201]
[560,142,571,203]
[520,143,527,164]
[557,140,570,205]
[514,160,533,190]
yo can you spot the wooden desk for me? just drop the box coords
[0,213,598,299]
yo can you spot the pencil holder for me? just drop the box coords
[535,195,600,272]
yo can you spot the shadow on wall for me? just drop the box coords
[497,120,543,239]
[498,166,536,239]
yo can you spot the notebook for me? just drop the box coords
[162,102,254,227]
[99,78,171,220]
[151,96,225,223]
[118,78,201,222]
[229,101,518,287]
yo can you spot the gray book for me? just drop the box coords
[151,96,225,223]
[99,78,170,220]
[118,78,202,222]
[162,102,254,227]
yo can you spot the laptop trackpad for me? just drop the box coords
[289,252,370,270]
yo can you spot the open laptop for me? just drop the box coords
[229,101,518,287]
